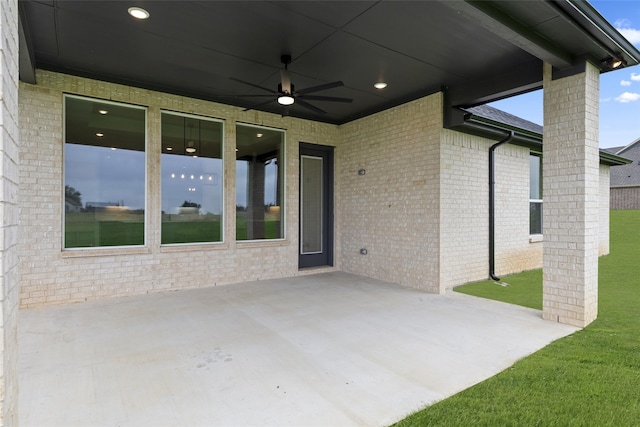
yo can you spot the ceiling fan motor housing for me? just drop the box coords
[281,54,292,66]
[277,82,294,96]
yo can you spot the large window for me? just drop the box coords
[64,95,147,248]
[161,113,224,244]
[236,124,284,240]
[530,154,543,235]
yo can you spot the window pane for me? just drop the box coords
[236,125,284,240]
[301,156,323,253]
[530,202,543,235]
[161,113,224,244]
[64,96,146,248]
[530,155,542,199]
[529,154,543,235]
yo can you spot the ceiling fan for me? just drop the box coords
[230,55,353,115]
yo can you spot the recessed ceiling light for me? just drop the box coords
[96,132,104,137]
[257,133,263,138]
[374,82,387,89]
[128,7,150,20]
[166,147,173,151]
[98,109,108,115]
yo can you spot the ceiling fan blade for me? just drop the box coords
[280,69,292,94]
[299,94,353,103]
[297,81,344,95]
[230,77,276,94]
[242,98,276,112]
[295,99,327,115]
[217,94,275,98]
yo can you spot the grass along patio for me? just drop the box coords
[393,210,640,426]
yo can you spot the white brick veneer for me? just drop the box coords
[338,93,550,292]
[542,62,600,327]
[440,133,542,287]
[1,0,20,424]
[339,95,442,292]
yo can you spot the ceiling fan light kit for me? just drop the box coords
[277,95,295,105]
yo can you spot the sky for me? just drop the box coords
[489,0,640,149]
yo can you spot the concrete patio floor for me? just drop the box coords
[19,272,578,427]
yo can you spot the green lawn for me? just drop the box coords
[65,214,144,248]
[162,219,222,244]
[66,211,282,246]
[235,213,281,240]
[393,210,640,426]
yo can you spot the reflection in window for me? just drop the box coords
[161,113,224,244]
[236,125,284,240]
[530,154,543,235]
[64,95,146,248]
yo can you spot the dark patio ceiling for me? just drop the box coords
[19,0,640,125]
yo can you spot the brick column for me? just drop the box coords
[542,61,600,327]
[0,0,20,424]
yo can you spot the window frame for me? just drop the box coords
[62,94,148,251]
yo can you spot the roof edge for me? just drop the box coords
[555,0,640,68]
[598,150,632,166]
[446,112,542,149]
[614,136,640,155]
[446,108,631,166]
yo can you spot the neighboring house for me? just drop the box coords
[604,138,640,209]
[0,1,639,422]
[64,198,82,213]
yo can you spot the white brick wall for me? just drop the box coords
[338,95,442,292]
[339,94,545,292]
[439,132,542,288]
[439,130,492,287]
[0,0,20,424]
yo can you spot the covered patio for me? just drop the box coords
[5,2,640,425]
[19,273,577,427]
